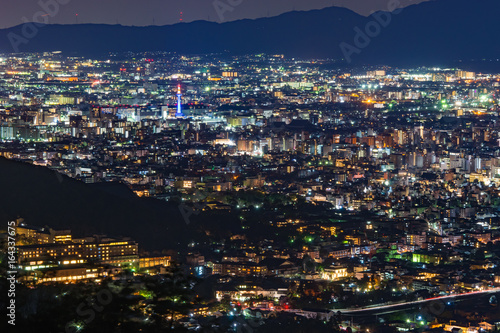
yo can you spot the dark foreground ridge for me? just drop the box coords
[0,157,187,250]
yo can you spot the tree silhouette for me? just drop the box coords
[145,263,196,330]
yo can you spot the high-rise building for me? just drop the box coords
[175,84,184,118]
[456,71,475,80]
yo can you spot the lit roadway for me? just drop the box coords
[334,288,500,316]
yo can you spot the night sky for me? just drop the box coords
[0,0,429,29]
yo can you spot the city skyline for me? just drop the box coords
[2,52,500,332]
[1,0,500,332]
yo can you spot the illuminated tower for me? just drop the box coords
[175,84,184,118]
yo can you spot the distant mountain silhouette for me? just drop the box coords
[0,0,499,68]
[0,157,188,251]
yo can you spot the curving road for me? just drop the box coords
[334,288,500,316]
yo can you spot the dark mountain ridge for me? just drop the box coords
[0,0,499,69]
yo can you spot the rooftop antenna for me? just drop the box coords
[75,13,78,24]
[179,11,183,22]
